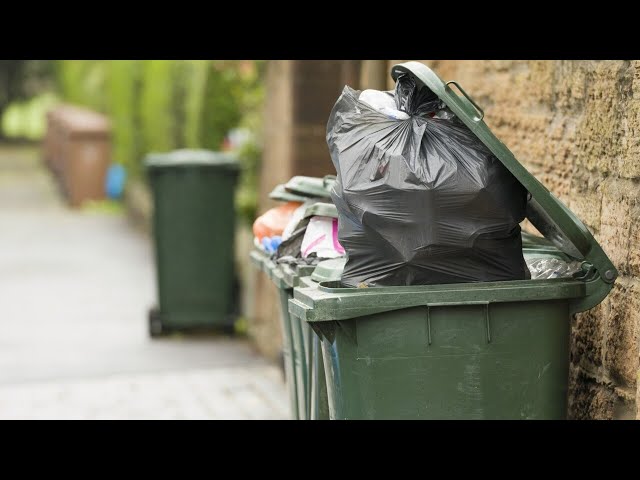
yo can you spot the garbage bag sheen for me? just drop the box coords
[326,73,529,287]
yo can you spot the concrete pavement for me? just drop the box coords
[0,144,288,420]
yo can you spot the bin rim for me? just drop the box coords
[249,249,270,273]
[310,257,347,283]
[389,62,616,308]
[289,236,602,319]
[289,273,606,323]
[275,256,345,289]
[280,262,317,288]
[285,175,335,199]
[263,257,289,290]
[144,149,239,169]
[268,184,316,203]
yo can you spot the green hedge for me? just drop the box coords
[55,60,264,224]
[139,60,175,156]
[182,60,209,148]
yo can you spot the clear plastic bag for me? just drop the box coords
[526,257,582,280]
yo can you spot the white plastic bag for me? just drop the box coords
[300,216,345,259]
[359,89,410,120]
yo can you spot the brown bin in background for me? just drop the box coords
[57,108,111,208]
[44,106,71,177]
[43,110,56,171]
[44,105,79,178]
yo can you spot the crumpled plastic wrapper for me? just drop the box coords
[526,257,582,280]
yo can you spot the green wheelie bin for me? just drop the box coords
[271,203,341,420]
[250,185,309,419]
[290,237,598,420]
[298,258,346,420]
[146,149,239,337]
[260,255,345,421]
[250,179,336,419]
[287,62,618,420]
[263,202,341,420]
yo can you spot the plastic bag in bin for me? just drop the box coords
[327,73,529,287]
[253,201,301,241]
[301,216,345,259]
[253,201,301,253]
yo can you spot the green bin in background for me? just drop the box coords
[146,149,239,337]
[288,63,618,420]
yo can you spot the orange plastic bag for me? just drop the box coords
[253,201,302,242]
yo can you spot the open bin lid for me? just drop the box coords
[145,149,239,171]
[390,62,617,311]
[285,175,335,199]
[302,202,338,219]
[269,184,314,203]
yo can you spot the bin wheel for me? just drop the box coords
[148,308,165,338]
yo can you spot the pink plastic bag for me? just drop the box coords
[300,216,345,259]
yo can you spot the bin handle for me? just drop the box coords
[446,81,484,122]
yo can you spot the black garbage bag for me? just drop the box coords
[327,73,530,287]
